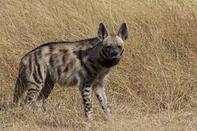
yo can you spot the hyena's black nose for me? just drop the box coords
[110,51,118,57]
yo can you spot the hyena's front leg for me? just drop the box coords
[94,84,111,119]
[80,80,93,120]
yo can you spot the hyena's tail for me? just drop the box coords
[13,78,23,105]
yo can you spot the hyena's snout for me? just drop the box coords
[104,45,124,58]
[110,45,123,57]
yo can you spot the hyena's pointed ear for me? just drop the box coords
[117,23,128,41]
[97,23,108,40]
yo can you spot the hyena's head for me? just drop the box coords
[97,23,128,67]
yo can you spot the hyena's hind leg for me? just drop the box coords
[13,78,26,105]
[36,77,55,111]
[24,82,43,107]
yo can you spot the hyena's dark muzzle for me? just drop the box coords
[102,44,124,59]
[98,44,124,68]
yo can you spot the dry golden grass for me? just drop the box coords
[0,0,197,130]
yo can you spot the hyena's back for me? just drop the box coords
[14,40,97,104]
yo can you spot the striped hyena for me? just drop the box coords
[14,23,128,119]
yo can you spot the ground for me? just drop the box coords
[0,0,197,130]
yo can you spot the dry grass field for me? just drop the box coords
[0,0,197,130]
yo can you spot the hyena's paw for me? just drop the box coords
[104,107,112,121]
[33,100,46,112]
[33,104,46,113]
[85,110,93,121]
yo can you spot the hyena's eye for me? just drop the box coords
[106,46,111,49]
